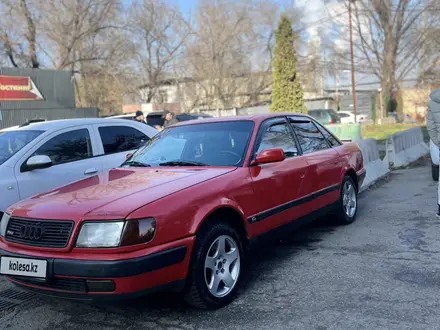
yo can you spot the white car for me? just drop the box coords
[0,118,157,216]
[430,139,439,181]
[337,111,369,124]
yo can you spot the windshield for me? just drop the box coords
[0,130,44,165]
[122,121,254,167]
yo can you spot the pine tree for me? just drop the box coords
[270,15,307,113]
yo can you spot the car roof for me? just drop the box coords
[0,118,141,132]
[171,112,313,127]
[107,114,136,118]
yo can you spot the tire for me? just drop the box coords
[184,222,244,309]
[432,162,439,182]
[332,176,358,225]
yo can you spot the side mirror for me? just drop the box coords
[252,148,285,165]
[25,155,52,171]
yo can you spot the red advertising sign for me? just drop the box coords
[0,75,44,101]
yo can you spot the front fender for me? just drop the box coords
[189,198,246,235]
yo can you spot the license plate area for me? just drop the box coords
[0,256,47,278]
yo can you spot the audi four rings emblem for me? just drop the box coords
[19,224,44,240]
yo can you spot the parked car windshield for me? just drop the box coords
[122,121,254,167]
[0,130,44,165]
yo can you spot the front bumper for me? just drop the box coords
[0,237,194,302]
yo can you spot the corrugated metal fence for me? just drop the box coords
[0,67,75,110]
[0,107,98,129]
[0,67,98,129]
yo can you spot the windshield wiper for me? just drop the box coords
[123,161,151,168]
[159,160,208,167]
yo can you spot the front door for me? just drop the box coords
[15,126,103,200]
[248,118,309,236]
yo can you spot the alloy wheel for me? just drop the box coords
[342,181,357,218]
[204,235,241,298]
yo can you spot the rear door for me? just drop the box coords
[248,117,309,235]
[15,125,103,200]
[93,123,152,172]
[289,116,342,210]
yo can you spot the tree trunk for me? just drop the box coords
[380,35,398,120]
[20,0,39,68]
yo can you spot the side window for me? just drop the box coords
[33,129,93,165]
[99,126,150,154]
[315,122,342,147]
[291,121,329,154]
[257,123,298,157]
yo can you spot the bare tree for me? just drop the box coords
[178,0,306,111]
[185,0,253,109]
[330,0,440,119]
[183,0,253,110]
[37,0,128,113]
[37,0,122,71]
[126,0,191,104]
[0,0,40,68]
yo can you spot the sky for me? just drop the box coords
[175,0,196,14]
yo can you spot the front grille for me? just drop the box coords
[5,217,74,248]
[13,277,87,293]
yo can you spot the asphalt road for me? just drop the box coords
[1,161,440,330]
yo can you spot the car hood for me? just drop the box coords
[8,167,235,220]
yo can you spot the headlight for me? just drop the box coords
[0,213,10,237]
[76,221,125,248]
[75,218,156,248]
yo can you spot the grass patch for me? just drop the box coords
[361,123,425,141]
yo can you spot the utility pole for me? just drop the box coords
[348,0,357,122]
[336,70,340,110]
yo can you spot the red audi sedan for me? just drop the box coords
[0,113,365,309]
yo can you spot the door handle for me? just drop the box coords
[84,168,98,175]
[300,171,306,178]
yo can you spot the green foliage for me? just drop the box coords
[270,15,307,114]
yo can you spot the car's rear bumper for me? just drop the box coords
[0,236,195,302]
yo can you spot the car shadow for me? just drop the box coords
[238,218,335,294]
[84,217,338,315]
